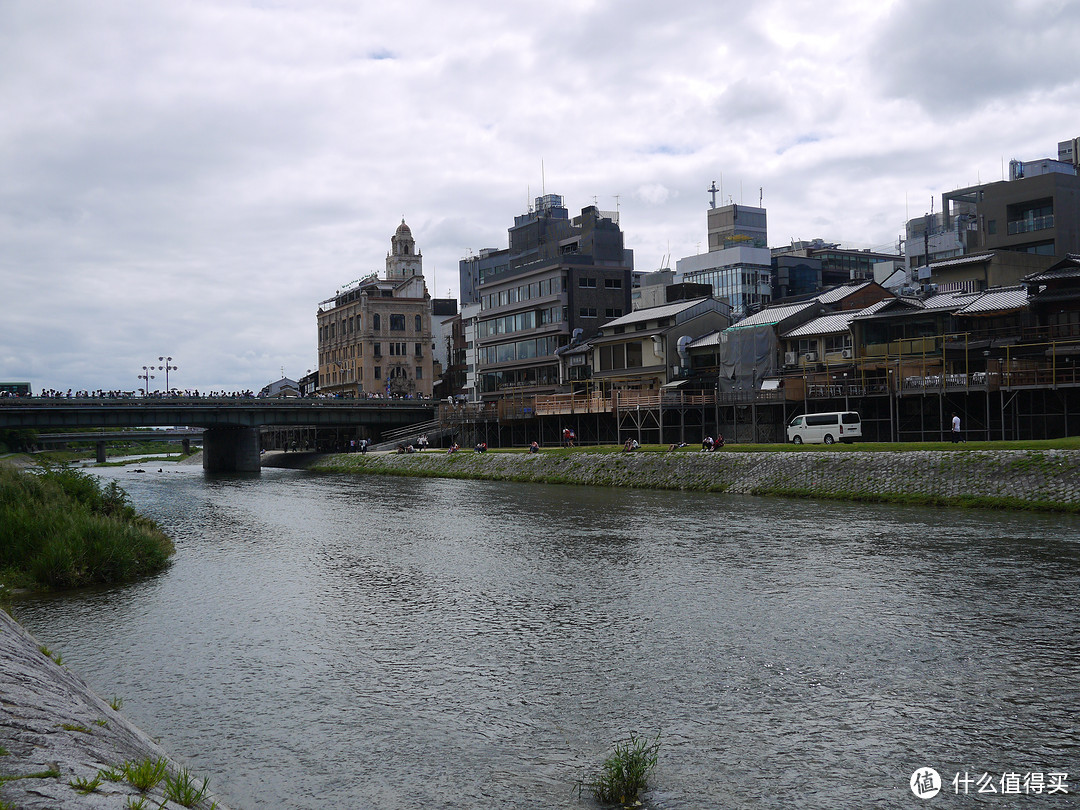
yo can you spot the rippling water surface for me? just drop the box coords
[13,464,1080,809]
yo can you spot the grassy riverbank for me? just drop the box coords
[307,443,1080,513]
[0,466,174,593]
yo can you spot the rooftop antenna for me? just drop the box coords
[614,193,620,214]
[541,159,546,197]
[759,187,763,207]
[708,180,719,209]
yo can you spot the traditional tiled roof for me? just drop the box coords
[687,330,723,349]
[814,280,874,305]
[860,299,894,315]
[920,290,976,310]
[728,301,818,329]
[955,286,1028,314]
[782,298,893,337]
[1024,254,1080,283]
[930,252,995,269]
[601,297,716,329]
[852,296,925,319]
[782,312,856,338]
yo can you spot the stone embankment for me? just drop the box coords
[0,609,229,810]
[306,448,1080,511]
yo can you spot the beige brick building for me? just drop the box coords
[317,220,434,397]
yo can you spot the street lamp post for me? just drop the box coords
[158,357,177,394]
[138,367,155,395]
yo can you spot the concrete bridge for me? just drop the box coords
[0,398,435,471]
[34,428,205,464]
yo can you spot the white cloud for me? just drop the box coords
[1,0,1076,392]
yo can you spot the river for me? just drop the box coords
[12,463,1080,809]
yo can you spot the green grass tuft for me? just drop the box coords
[579,731,660,806]
[69,773,102,794]
[122,757,168,792]
[0,766,61,784]
[164,767,211,808]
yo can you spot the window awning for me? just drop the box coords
[661,379,689,388]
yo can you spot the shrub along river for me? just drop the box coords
[13,463,1080,809]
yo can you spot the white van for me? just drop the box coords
[787,411,862,445]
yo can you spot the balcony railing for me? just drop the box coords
[1007,214,1054,235]
[533,393,610,416]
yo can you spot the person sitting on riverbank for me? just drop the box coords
[529,441,540,453]
[474,442,487,453]
[715,434,724,448]
[623,438,639,452]
[702,436,714,451]
[447,442,460,454]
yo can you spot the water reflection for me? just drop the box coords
[13,464,1080,809]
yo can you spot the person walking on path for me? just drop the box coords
[951,412,961,443]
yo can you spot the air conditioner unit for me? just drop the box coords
[804,352,818,362]
[841,348,853,359]
[784,351,797,365]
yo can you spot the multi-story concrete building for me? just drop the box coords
[316,220,434,397]
[459,247,511,306]
[677,245,773,320]
[473,195,634,400]
[773,239,901,289]
[677,198,772,319]
[708,202,768,250]
[460,302,481,401]
[906,140,1080,284]
[1058,136,1079,167]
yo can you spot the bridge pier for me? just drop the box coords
[96,442,106,464]
[202,427,261,473]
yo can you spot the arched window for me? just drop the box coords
[414,314,422,331]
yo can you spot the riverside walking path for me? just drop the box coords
[297,447,1080,511]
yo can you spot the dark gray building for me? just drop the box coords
[473,195,634,399]
[459,247,510,306]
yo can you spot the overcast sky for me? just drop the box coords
[3,0,1078,394]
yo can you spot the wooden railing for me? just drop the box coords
[532,393,611,416]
